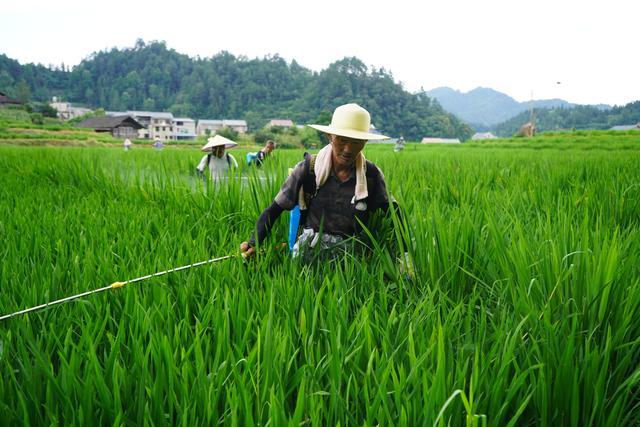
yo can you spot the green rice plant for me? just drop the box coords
[0,140,639,425]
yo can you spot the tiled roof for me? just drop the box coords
[223,120,247,126]
[268,119,294,127]
[76,116,143,130]
[128,111,174,119]
[0,91,23,105]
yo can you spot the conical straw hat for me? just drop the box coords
[201,135,238,152]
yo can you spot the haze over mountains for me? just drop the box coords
[426,87,611,130]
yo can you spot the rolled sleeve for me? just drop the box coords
[196,155,208,172]
[228,153,238,168]
[274,160,306,210]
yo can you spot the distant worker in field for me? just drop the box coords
[196,135,239,180]
[153,138,164,150]
[246,139,276,166]
[394,136,405,152]
[240,103,402,261]
[124,138,133,151]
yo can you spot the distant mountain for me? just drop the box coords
[426,87,610,130]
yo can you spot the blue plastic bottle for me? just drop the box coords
[288,205,301,251]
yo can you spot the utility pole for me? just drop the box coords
[529,90,535,128]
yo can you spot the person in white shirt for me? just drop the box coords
[124,138,133,151]
[196,135,239,180]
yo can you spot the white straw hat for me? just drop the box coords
[201,135,238,152]
[308,103,388,140]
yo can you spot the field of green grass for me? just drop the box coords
[1,138,640,425]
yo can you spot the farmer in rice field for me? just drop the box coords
[196,135,239,180]
[248,139,276,167]
[394,136,405,152]
[240,103,400,261]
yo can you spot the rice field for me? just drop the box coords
[1,141,640,426]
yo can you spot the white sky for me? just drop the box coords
[1,0,638,106]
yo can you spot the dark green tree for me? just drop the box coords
[15,80,31,103]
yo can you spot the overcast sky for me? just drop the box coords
[1,0,638,106]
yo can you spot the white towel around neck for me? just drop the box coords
[298,144,368,210]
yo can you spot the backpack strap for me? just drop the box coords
[301,154,374,205]
[302,152,317,207]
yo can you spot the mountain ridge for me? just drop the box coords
[427,86,611,130]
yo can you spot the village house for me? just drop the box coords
[222,119,248,134]
[196,119,248,136]
[0,91,23,107]
[76,116,143,139]
[196,119,224,136]
[112,111,174,140]
[135,111,174,140]
[610,124,640,131]
[173,117,196,140]
[471,132,497,140]
[49,97,92,120]
[102,110,248,139]
[266,119,294,128]
[108,111,198,141]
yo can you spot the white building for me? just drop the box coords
[123,111,175,140]
[421,137,461,144]
[610,124,640,131]
[173,118,197,140]
[266,119,294,128]
[50,97,92,120]
[196,119,248,136]
[196,120,224,136]
[471,132,497,140]
[222,119,248,134]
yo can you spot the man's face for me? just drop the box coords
[330,134,367,167]
[214,147,225,158]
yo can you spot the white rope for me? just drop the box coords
[0,254,234,321]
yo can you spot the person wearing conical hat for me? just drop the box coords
[196,135,239,180]
[241,103,402,261]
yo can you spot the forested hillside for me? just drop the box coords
[494,102,640,136]
[0,40,473,140]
